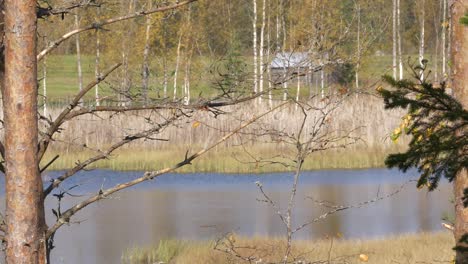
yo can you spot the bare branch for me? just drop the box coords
[45,102,290,238]
[43,110,185,196]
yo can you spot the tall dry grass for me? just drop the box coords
[121,232,454,264]
[33,94,408,171]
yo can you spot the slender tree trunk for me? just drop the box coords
[418,0,425,80]
[259,0,266,104]
[120,0,135,106]
[267,1,273,107]
[252,0,259,97]
[162,20,168,98]
[392,0,397,79]
[442,0,447,77]
[142,0,153,104]
[95,7,101,106]
[173,33,182,100]
[75,10,83,106]
[447,1,453,74]
[320,65,325,98]
[451,1,468,262]
[3,0,46,262]
[433,0,442,82]
[355,3,361,89]
[397,0,403,80]
[43,55,47,116]
[295,67,301,104]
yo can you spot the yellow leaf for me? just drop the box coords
[192,121,201,128]
[359,254,369,262]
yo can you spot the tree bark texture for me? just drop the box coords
[451,0,468,263]
[3,0,46,263]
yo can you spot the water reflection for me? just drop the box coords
[2,169,452,263]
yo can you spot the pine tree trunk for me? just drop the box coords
[451,1,468,262]
[442,0,447,77]
[392,0,397,79]
[3,0,47,262]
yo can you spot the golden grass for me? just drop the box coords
[42,145,404,172]
[122,232,455,264]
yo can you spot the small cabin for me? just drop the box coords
[270,52,328,89]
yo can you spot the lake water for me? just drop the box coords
[0,169,453,263]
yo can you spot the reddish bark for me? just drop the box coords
[3,0,46,263]
[451,0,468,263]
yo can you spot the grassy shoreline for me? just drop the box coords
[122,232,455,264]
[42,145,404,173]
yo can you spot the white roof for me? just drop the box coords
[270,52,311,69]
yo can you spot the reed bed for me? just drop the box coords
[0,93,400,171]
[35,94,408,172]
[121,232,454,264]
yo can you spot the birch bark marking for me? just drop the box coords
[3,0,47,262]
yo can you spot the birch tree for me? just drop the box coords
[259,0,266,104]
[418,0,426,80]
[397,0,403,80]
[75,9,83,105]
[252,0,259,98]
[142,0,153,104]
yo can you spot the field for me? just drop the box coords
[122,232,455,264]
[39,53,439,105]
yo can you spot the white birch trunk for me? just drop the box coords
[296,68,301,103]
[259,0,266,104]
[43,55,47,116]
[142,0,153,104]
[163,57,168,98]
[252,0,259,96]
[397,0,403,80]
[173,33,183,100]
[75,11,83,106]
[419,0,425,80]
[267,1,273,107]
[95,7,101,106]
[355,4,361,89]
[320,66,325,98]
